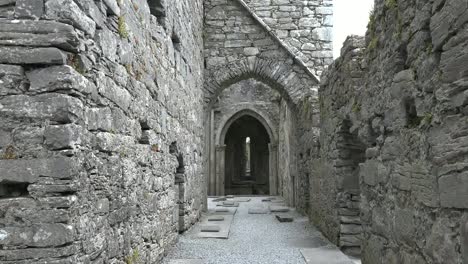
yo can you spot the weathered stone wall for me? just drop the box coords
[204,0,321,202]
[317,0,468,262]
[0,0,205,263]
[243,0,333,76]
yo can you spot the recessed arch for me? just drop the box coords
[204,57,319,108]
[217,108,277,147]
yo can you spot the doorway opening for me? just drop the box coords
[224,115,270,195]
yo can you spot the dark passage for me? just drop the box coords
[224,115,270,195]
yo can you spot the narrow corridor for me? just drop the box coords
[163,197,359,264]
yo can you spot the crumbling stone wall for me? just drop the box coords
[0,0,205,263]
[317,0,468,262]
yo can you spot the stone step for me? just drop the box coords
[276,215,294,222]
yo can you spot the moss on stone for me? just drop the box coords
[118,16,129,39]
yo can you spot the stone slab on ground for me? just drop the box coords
[262,197,274,202]
[248,206,269,214]
[276,214,294,222]
[270,205,290,212]
[167,259,204,264]
[196,214,234,239]
[212,197,227,202]
[200,225,220,232]
[210,207,237,215]
[226,195,234,198]
[216,202,239,207]
[233,197,251,202]
[300,247,355,264]
[208,216,225,221]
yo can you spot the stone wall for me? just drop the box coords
[316,0,468,262]
[203,0,321,202]
[243,0,333,76]
[0,0,205,263]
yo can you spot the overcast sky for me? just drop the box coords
[333,0,374,58]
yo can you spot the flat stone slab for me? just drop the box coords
[270,206,290,212]
[196,215,234,239]
[276,215,294,222]
[233,197,251,202]
[248,207,269,214]
[212,197,227,202]
[226,195,234,198]
[211,207,237,215]
[262,198,274,202]
[208,216,225,221]
[217,202,239,207]
[167,260,204,264]
[223,201,235,205]
[200,225,220,232]
[300,247,355,264]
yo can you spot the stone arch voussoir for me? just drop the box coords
[204,57,313,107]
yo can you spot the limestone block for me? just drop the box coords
[0,243,78,261]
[0,0,16,6]
[75,0,105,28]
[0,20,79,51]
[44,124,82,150]
[0,47,66,65]
[439,172,468,208]
[26,66,97,96]
[0,224,74,247]
[86,108,113,131]
[0,64,26,95]
[0,157,79,183]
[14,0,43,19]
[0,94,84,123]
[45,0,96,36]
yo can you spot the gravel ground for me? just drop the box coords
[163,196,343,264]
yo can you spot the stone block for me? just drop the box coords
[200,225,220,232]
[439,172,468,208]
[44,124,82,150]
[14,0,43,19]
[102,0,119,16]
[0,224,74,247]
[269,206,289,212]
[340,234,361,247]
[0,243,79,261]
[0,64,26,95]
[45,0,96,36]
[275,215,293,222]
[208,216,225,221]
[0,93,84,123]
[340,224,361,234]
[0,47,66,65]
[26,66,97,96]
[0,20,79,52]
[0,157,79,183]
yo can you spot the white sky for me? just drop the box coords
[333,0,374,58]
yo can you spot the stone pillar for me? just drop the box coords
[209,110,216,196]
[268,143,278,195]
[215,145,226,196]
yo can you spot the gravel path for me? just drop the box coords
[163,196,355,264]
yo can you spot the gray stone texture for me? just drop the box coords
[0,0,206,263]
[313,0,468,262]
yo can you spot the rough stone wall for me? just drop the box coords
[204,0,321,204]
[213,79,281,138]
[0,0,205,263]
[317,0,468,262]
[243,0,333,76]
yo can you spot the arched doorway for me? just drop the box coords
[223,115,270,195]
[212,109,279,196]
